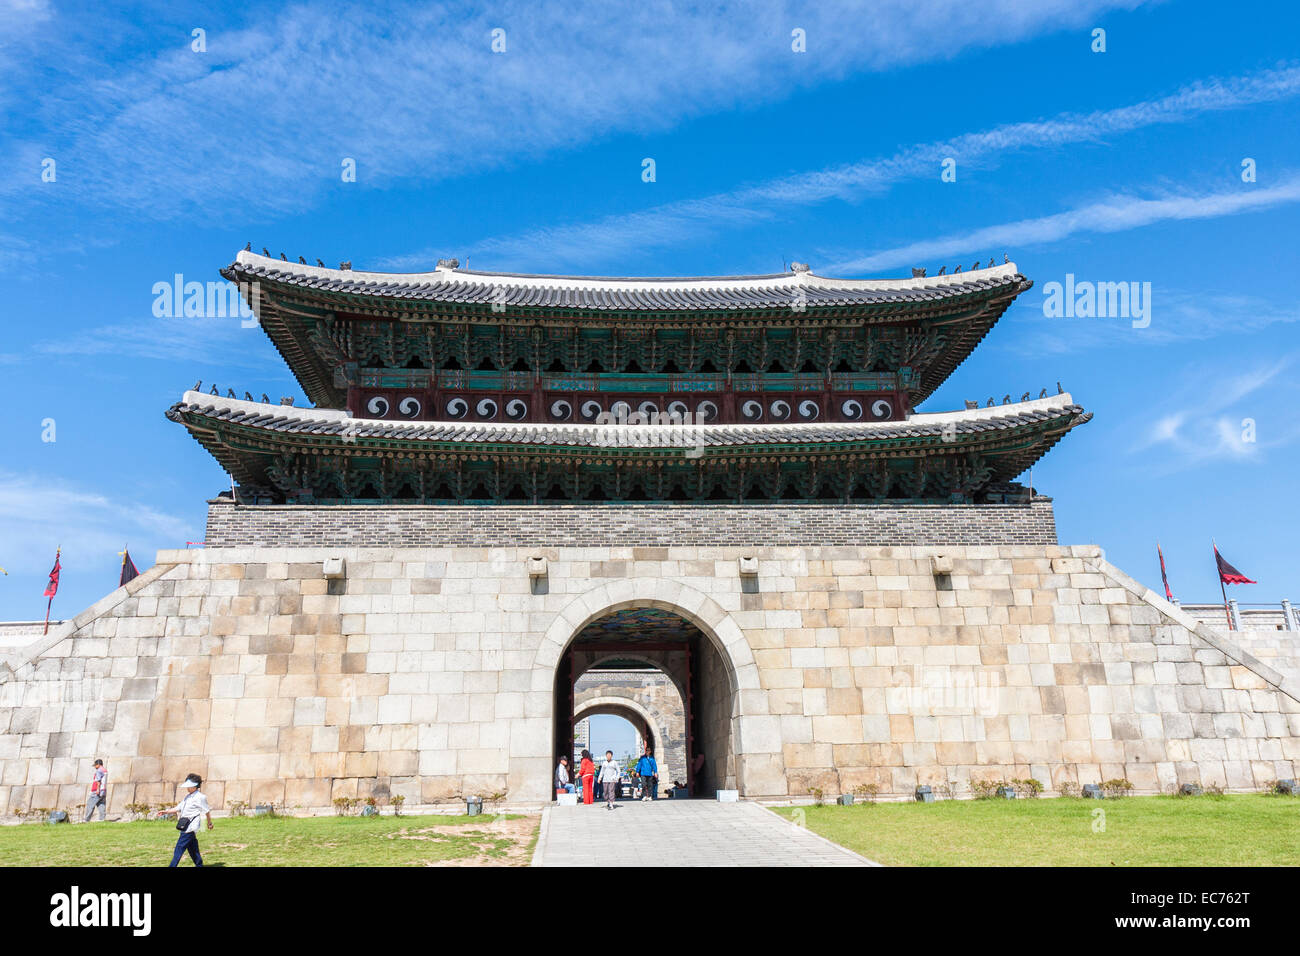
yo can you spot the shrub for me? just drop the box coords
[333,797,359,816]
[1260,779,1297,797]
[969,779,1001,800]
[853,783,881,803]
[809,787,824,806]
[1101,778,1134,798]
[1057,781,1080,799]
[227,800,248,818]
[388,794,405,816]
[1204,781,1226,798]
[1012,778,1044,798]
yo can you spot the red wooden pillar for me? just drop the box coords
[555,650,574,775]
[684,640,696,793]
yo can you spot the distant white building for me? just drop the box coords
[0,622,60,651]
[1177,601,1297,632]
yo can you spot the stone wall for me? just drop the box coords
[1226,632,1300,687]
[205,498,1059,548]
[1177,607,1300,685]
[0,540,1296,816]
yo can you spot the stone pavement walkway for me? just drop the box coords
[531,799,877,867]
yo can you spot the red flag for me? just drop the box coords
[1214,546,1255,585]
[118,547,139,587]
[1157,543,1173,601]
[43,548,61,635]
[43,551,61,597]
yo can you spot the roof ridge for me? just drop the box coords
[230,248,1024,293]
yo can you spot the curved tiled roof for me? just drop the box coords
[225,250,1029,313]
[167,390,1087,449]
[167,389,1090,499]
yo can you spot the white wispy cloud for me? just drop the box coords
[1008,290,1300,355]
[32,316,286,369]
[825,176,1300,274]
[1129,357,1300,470]
[426,62,1300,271]
[0,470,195,580]
[0,0,51,56]
[1,0,1150,220]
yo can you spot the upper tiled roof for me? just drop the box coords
[225,250,1029,313]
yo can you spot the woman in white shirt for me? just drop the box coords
[157,774,213,867]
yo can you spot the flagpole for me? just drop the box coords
[1158,540,1172,603]
[1214,538,1231,630]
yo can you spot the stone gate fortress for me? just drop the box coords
[1,251,1296,814]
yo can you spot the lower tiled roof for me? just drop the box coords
[166,391,1088,448]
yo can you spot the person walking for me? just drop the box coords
[578,750,596,805]
[157,774,212,867]
[555,755,575,795]
[635,746,659,801]
[83,759,108,822]
[598,750,621,810]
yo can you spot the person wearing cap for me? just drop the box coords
[554,755,575,795]
[84,759,108,822]
[157,774,212,867]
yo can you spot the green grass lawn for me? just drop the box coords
[0,813,539,867]
[776,793,1300,866]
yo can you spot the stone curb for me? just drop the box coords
[529,806,553,867]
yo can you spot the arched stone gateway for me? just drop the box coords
[535,578,772,802]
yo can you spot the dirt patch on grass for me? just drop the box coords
[415,817,537,867]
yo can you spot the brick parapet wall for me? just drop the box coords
[205,498,1058,548]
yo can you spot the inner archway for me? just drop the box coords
[576,707,653,764]
[575,681,684,785]
[553,605,735,799]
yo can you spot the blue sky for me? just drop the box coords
[1,0,1297,620]
[584,715,639,764]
